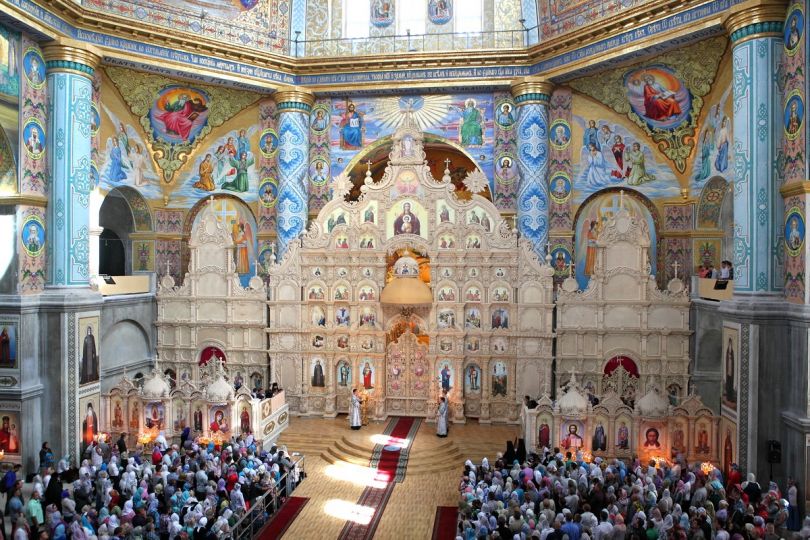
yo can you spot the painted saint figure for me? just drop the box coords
[459,99,483,146]
[496,103,514,127]
[311,360,325,387]
[440,364,451,392]
[641,74,682,120]
[583,144,612,188]
[393,202,421,235]
[582,120,600,151]
[592,423,607,451]
[107,137,127,182]
[561,423,583,450]
[240,405,250,433]
[788,216,803,250]
[156,93,207,141]
[362,362,373,389]
[617,422,629,449]
[80,325,99,384]
[130,144,147,187]
[624,142,655,185]
[340,102,364,149]
[193,154,216,191]
[467,365,479,391]
[0,327,10,368]
[714,116,730,172]
[222,152,254,192]
[724,337,736,408]
[584,220,598,276]
[82,402,98,446]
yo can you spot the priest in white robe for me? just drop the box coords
[437,396,449,437]
[350,388,362,430]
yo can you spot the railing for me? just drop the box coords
[293,27,536,58]
[80,0,289,55]
[231,454,306,540]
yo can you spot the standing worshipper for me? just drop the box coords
[436,397,449,438]
[349,389,362,430]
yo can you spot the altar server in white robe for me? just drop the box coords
[350,388,362,430]
[437,396,449,437]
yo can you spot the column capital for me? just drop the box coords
[42,38,101,78]
[273,86,315,113]
[510,77,553,106]
[723,0,787,44]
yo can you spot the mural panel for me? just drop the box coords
[575,189,658,290]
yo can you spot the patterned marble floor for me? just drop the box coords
[277,417,519,539]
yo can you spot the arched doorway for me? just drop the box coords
[99,192,134,275]
[99,228,125,275]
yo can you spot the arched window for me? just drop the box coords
[455,0,482,33]
[603,355,639,378]
[344,0,371,39]
[397,1,425,34]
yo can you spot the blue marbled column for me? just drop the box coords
[274,88,314,259]
[511,79,552,256]
[726,18,784,294]
[42,45,99,286]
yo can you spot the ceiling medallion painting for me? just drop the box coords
[105,67,260,184]
[568,37,727,173]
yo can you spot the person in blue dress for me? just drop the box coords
[237,129,250,158]
[583,119,600,151]
[107,137,127,182]
[714,116,730,173]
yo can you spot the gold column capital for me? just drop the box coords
[41,38,102,76]
[273,86,315,112]
[510,77,554,106]
[723,0,788,42]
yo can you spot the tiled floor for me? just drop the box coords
[277,417,518,539]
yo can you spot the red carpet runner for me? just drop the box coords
[338,416,421,540]
[432,506,459,540]
[257,496,309,540]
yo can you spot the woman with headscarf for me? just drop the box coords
[168,513,182,539]
[516,439,527,465]
[42,470,63,512]
[504,440,516,464]
[229,483,246,514]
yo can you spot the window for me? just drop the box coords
[397,1,426,34]
[455,0,483,33]
[344,0,371,39]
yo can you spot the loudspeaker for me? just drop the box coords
[767,440,782,464]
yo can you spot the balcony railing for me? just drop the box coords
[231,454,306,540]
[293,27,537,57]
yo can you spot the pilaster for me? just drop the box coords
[273,86,314,259]
[511,77,553,256]
[42,39,101,287]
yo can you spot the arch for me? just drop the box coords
[100,319,151,371]
[603,354,640,378]
[573,187,662,289]
[199,345,226,366]
[182,193,258,284]
[0,117,18,192]
[342,133,490,201]
[103,186,153,232]
[696,176,730,229]
[99,189,136,275]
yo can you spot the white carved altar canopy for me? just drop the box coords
[265,110,555,423]
[556,199,691,409]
